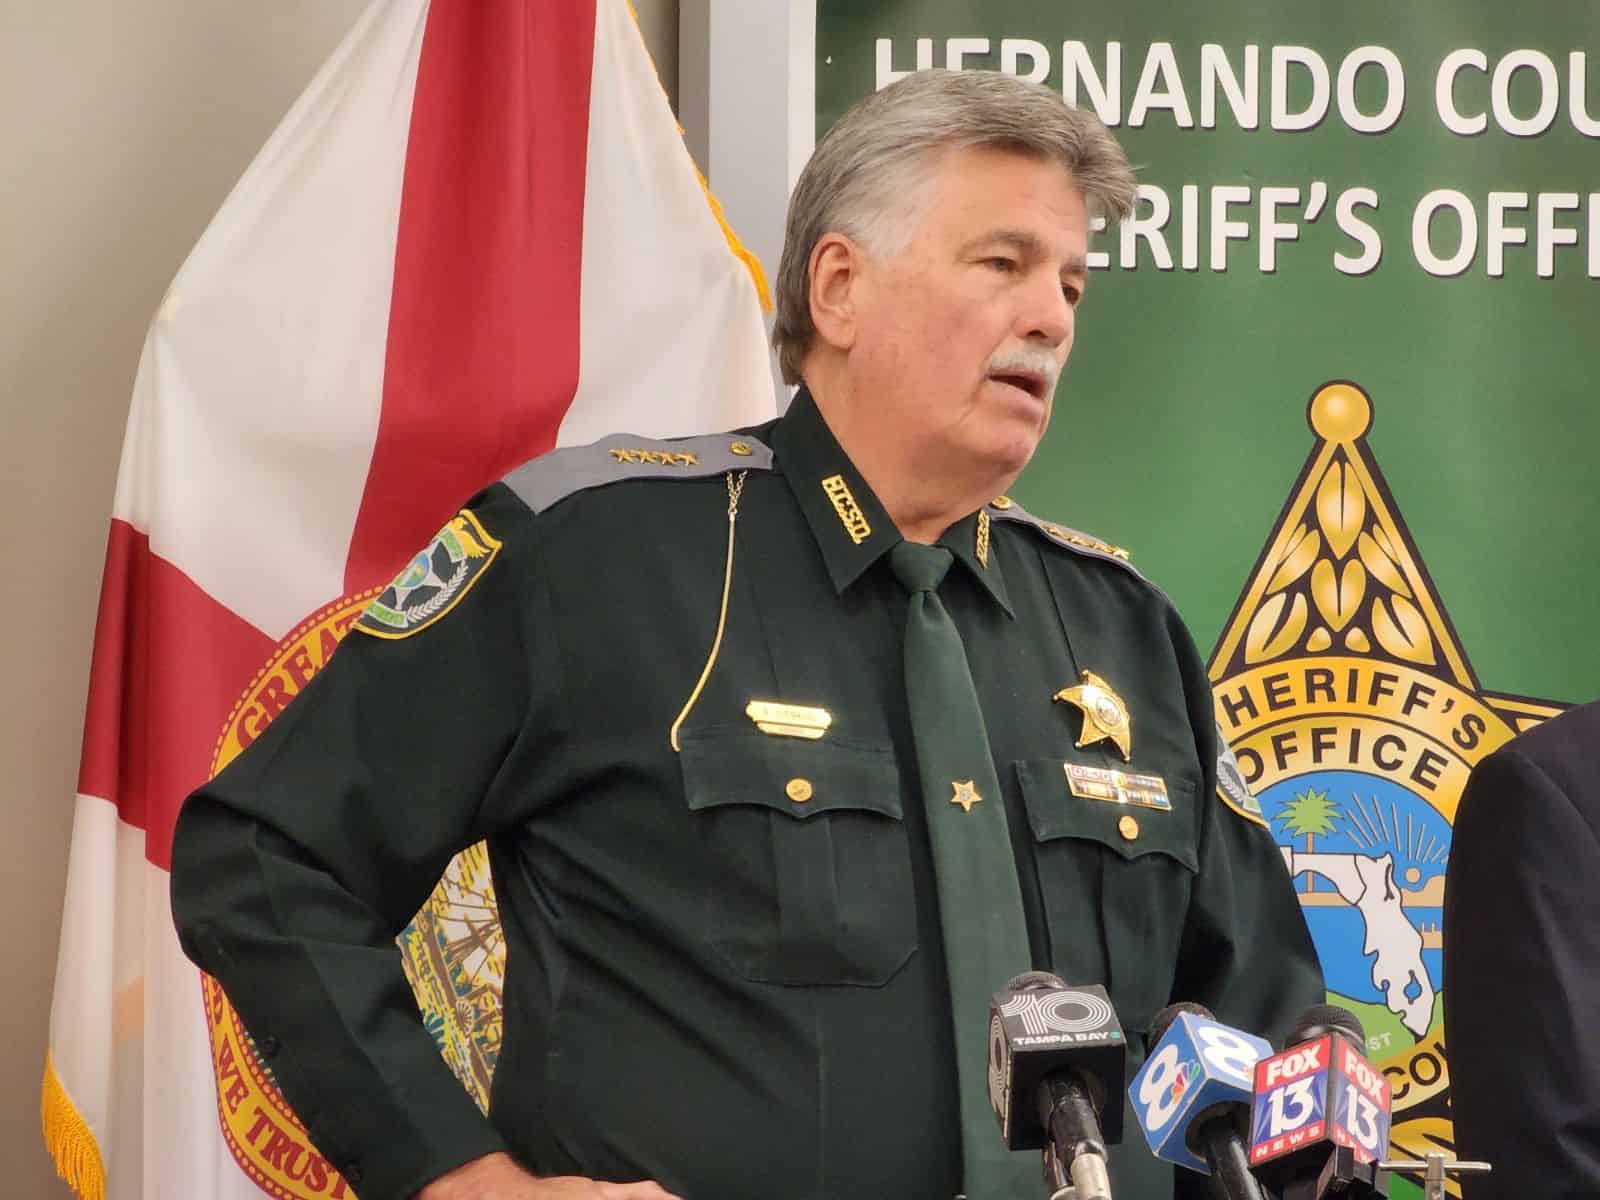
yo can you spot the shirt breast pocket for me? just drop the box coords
[1014,759,1200,1035]
[679,730,917,987]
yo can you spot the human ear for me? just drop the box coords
[807,233,860,353]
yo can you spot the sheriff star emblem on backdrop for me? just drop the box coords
[1208,381,1564,1199]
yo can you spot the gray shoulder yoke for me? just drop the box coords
[985,494,1147,584]
[501,432,775,514]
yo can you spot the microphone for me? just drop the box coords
[1247,1005,1394,1200]
[1129,1002,1272,1200]
[988,971,1125,1200]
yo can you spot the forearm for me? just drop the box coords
[172,797,509,1198]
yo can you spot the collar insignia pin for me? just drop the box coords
[1053,670,1133,761]
[821,474,872,545]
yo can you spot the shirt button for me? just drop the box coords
[1118,815,1140,841]
[785,777,814,803]
[258,1035,281,1058]
[990,495,1013,510]
[730,440,753,456]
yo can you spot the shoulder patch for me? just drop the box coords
[1215,726,1270,829]
[354,509,501,639]
[985,495,1144,581]
[502,432,775,514]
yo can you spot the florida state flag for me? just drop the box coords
[41,3,773,1196]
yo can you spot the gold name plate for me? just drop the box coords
[746,700,833,740]
[1064,763,1172,811]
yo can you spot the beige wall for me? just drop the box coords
[0,3,677,1195]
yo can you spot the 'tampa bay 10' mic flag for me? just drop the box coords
[1130,1003,1272,1181]
[988,974,1126,1152]
[988,973,1126,1200]
[1248,1006,1394,1192]
[40,3,774,1198]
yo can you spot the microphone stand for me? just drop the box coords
[1037,1075,1112,1200]
[1379,1152,1491,1200]
[1040,1142,1107,1200]
[1041,1142,1072,1200]
[1198,1129,1265,1200]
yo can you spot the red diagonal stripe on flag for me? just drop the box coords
[344,0,597,592]
[78,520,276,869]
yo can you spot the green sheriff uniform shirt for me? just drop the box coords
[171,388,1323,1200]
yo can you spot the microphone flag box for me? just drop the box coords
[1129,1012,1273,1174]
[988,982,1124,1150]
[1328,1037,1393,1163]
[1249,1034,1393,1170]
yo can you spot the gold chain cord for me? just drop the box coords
[669,470,748,751]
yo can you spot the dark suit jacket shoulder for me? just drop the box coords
[1444,699,1600,1199]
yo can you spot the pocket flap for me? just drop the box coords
[680,730,901,821]
[1015,758,1200,871]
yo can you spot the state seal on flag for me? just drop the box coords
[205,588,507,1198]
[1208,381,1565,1198]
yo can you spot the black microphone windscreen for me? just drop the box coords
[1006,969,1068,992]
[1147,1000,1213,1046]
[1289,1003,1365,1047]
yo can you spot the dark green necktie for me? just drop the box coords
[890,541,1034,1199]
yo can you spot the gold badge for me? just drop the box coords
[745,700,833,740]
[976,510,991,568]
[950,780,982,812]
[1063,762,1172,811]
[821,475,872,544]
[1053,669,1133,760]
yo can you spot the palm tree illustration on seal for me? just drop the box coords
[1277,786,1340,893]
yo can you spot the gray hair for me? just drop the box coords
[772,69,1136,385]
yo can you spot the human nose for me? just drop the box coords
[1018,271,1073,350]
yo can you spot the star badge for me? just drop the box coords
[1053,670,1132,761]
[950,780,982,812]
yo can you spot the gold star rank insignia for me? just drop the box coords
[1053,670,1133,761]
[950,780,982,812]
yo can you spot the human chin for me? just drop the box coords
[973,403,1048,474]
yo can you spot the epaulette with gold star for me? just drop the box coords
[502,432,774,514]
[983,494,1142,580]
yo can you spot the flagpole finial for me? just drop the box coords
[1308,382,1372,443]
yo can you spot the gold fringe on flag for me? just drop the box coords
[690,170,773,313]
[41,1052,107,1200]
[623,0,773,312]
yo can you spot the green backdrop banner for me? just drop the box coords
[815,3,1596,1192]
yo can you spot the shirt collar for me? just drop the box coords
[771,388,1013,616]
[940,508,1013,617]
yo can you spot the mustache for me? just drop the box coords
[984,347,1061,395]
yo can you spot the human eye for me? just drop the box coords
[1062,280,1084,306]
[983,255,1018,273]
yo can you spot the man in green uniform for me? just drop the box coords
[171,69,1322,1200]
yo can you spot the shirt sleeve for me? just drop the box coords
[1165,611,1326,1048]
[1443,746,1600,1199]
[169,481,558,1200]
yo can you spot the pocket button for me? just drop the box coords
[1118,814,1140,841]
[785,777,814,803]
